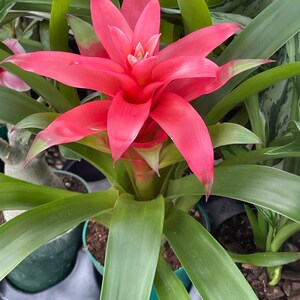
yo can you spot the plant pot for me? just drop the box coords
[5,170,90,293]
[6,224,84,293]
[0,123,7,141]
[82,202,210,299]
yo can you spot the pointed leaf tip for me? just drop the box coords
[25,137,50,165]
[205,182,213,201]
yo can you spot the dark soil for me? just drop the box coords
[215,213,300,300]
[86,204,207,271]
[45,146,66,170]
[86,220,108,266]
[56,172,88,193]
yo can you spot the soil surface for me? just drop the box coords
[215,213,300,300]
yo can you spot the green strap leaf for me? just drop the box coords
[0,86,50,124]
[166,165,300,223]
[209,123,261,148]
[0,182,77,210]
[164,207,257,300]
[64,143,133,194]
[49,0,70,51]
[229,251,300,267]
[16,112,59,129]
[205,62,300,125]
[100,194,164,300]
[154,255,190,300]
[67,14,102,55]
[0,0,15,23]
[49,0,80,106]
[219,142,300,166]
[1,0,91,26]
[197,0,300,116]
[0,189,119,280]
[177,0,211,34]
[159,123,261,168]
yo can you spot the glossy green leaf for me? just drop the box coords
[244,94,267,146]
[49,0,80,107]
[160,0,178,8]
[164,207,257,300]
[0,189,119,280]
[271,222,300,252]
[229,251,300,267]
[205,62,300,125]
[0,86,50,124]
[0,0,15,23]
[177,0,211,34]
[0,173,77,210]
[111,0,120,8]
[154,255,190,300]
[67,14,101,55]
[64,143,132,194]
[206,0,223,7]
[197,0,300,116]
[209,123,261,148]
[210,0,272,18]
[7,0,90,22]
[101,194,164,300]
[166,165,300,223]
[0,183,77,211]
[159,123,261,168]
[219,143,300,166]
[16,112,58,129]
[211,12,252,27]
[49,0,70,51]
[268,138,300,156]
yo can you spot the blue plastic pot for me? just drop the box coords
[83,202,210,299]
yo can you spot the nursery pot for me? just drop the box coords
[6,170,91,293]
[82,202,210,299]
[0,123,7,141]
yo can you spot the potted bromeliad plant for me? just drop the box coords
[0,0,300,299]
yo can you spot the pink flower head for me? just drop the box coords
[4,0,270,196]
[0,39,30,91]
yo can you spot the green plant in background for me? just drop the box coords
[0,1,300,300]
[200,0,300,287]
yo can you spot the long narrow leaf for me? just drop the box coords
[205,63,300,125]
[0,189,118,280]
[0,86,50,124]
[166,165,300,223]
[164,207,257,300]
[64,143,133,193]
[154,255,190,300]
[219,143,300,166]
[197,0,300,116]
[177,0,211,34]
[0,0,15,23]
[229,251,300,267]
[100,195,164,300]
[2,0,91,25]
[159,123,261,168]
[0,182,77,210]
[49,0,80,106]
